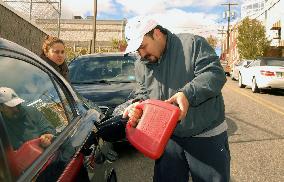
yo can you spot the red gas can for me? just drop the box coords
[13,138,43,173]
[126,99,180,160]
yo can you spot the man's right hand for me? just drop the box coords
[40,134,53,148]
[122,102,143,127]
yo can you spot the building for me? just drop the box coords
[220,23,239,70]
[241,0,265,18]
[221,0,283,67]
[1,1,127,54]
[263,0,284,49]
[36,17,126,52]
[247,0,283,56]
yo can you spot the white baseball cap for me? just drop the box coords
[124,16,158,54]
[0,87,25,107]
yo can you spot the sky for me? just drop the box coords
[61,0,244,51]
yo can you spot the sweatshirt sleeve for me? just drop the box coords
[180,35,226,107]
[133,60,149,101]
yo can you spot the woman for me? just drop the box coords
[40,35,69,81]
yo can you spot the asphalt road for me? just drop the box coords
[112,78,284,182]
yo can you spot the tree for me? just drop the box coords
[65,46,89,63]
[206,35,218,49]
[112,38,127,52]
[65,46,77,62]
[40,106,61,127]
[237,17,270,59]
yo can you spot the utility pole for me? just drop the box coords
[92,0,97,53]
[57,0,61,38]
[218,27,227,59]
[221,2,238,54]
[29,0,32,20]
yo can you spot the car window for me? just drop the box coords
[249,60,260,67]
[245,61,252,66]
[255,60,261,66]
[69,55,136,83]
[0,57,74,178]
[239,60,251,67]
[261,59,284,66]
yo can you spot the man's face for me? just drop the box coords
[137,29,166,63]
[0,105,20,119]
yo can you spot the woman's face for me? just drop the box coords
[46,43,65,65]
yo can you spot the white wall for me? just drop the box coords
[241,0,265,18]
[265,0,283,46]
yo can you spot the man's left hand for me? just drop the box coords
[165,92,189,121]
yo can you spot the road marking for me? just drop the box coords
[225,85,284,116]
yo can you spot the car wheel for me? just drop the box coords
[252,77,260,93]
[238,73,245,88]
[230,71,235,80]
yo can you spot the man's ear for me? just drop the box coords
[153,29,162,40]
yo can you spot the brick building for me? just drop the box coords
[36,17,126,52]
[220,23,240,67]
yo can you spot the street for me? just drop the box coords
[111,78,284,182]
[1,1,284,181]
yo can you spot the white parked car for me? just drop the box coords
[238,57,284,93]
[230,60,252,80]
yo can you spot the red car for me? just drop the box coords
[0,38,117,182]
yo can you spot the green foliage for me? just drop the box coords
[40,106,61,127]
[65,46,77,62]
[237,17,271,59]
[206,35,218,49]
[112,38,127,52]
[65,46,89,63]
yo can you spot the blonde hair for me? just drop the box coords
[41,35,65,56]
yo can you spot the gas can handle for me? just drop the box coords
[135,100,145,110]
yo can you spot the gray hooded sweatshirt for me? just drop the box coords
[134,30,227,137]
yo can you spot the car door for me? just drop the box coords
[245,60,261,86]
[0,49,101,181]
[0,114,14,182]
[241,60,256,86]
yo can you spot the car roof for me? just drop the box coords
[74,52,138,59]
[256,57,284,61]
[69,52,139,65]
[0,38,39,59]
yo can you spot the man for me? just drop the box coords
[123,16,230,182]
[0,87,54,149]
